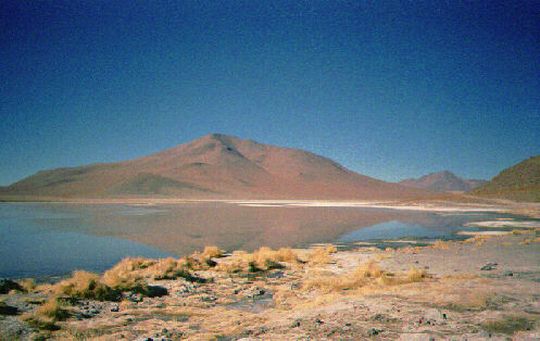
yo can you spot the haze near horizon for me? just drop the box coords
[1,1,539,186]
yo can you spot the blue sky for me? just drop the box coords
[1,1,539,185]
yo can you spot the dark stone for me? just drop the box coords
[503,270,514,277]
[0,279,22,294]
[367,328,383,336]
[111,304,120,312]
[0,302,18,315]
[291,319,301,328]
[267,270,285,279]
[481,263,498,271]
[146,285,168,298]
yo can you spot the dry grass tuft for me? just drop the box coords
[24,297,70,330]
[431,240,450,250]
[215,247,299,273]
[36,297,69,320]
[405,267,428,282]
[18,278,36,292]
[520,237,540,245]
[102,259,148,292]
[308,245,336,265]
[303,260,382,291]
[55,271,118,301]
[201,246,223,259]
[511,229,532,235]
[303,260,429,292]
[481,315,537,335]
[463,235,491,246]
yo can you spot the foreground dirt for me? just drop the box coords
[1,232,539,340]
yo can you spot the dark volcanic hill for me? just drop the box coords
[399,171,486,192]
[0,134,433,200]
[471,156,540,202]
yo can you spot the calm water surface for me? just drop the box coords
[0,202,521,279]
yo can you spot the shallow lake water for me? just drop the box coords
[0,202,526,279]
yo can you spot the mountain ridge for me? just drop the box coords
[471,155,540,202]
[399,170,486,192]
[0,133,432,200]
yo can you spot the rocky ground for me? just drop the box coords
[1,230,539,340]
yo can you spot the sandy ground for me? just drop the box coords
[1,230,539,340]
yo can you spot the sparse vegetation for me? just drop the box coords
[202,246,224,259]
[431,240,450,250]
[2,238,538,339]
[303,260,429,292]
[215,247,300,273]
[55,271,119,301]
[481,315,536,335]
[308,245,336,265]
[17,278,36,292]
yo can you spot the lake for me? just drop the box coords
[0,202,522,279]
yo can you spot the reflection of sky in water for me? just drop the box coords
[0,204,171,279]
[0,203,522,278]
[338,220,478,242]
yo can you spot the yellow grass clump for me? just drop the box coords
[431,240,450,250]
[464,235,491,246]
[520,237,540,245]
[405,267,428,282]
[35,297,69,320]
[102,259,148,292]
[201,246,223,259]
[303,260,429,292]
[303,260,383,292]
[55,271,118,301]
[18,278,36,292]
[308,245,337,265]
[215,247,299,273]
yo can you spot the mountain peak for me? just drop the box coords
[399,171,486,192]
[1,133,433,200]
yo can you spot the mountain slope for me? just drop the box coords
[1,134,433,200]
[399,171,486,192]
[471,156,540,202]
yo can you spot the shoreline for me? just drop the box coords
[2,197,539,219]
[1,230,539,340]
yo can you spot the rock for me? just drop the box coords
[126,293,143,302]
[267,271,285,279]
[0,302,18,315]
[480,262,498,271]
[245,287,265,298]
[111,304,120,312]
[0,279,22,294]
[290,319,301,328]
[146,285,168,297]
[367,328,383,336]
[424,308,447,323]
[200,295,217,302]
[503,270,514,276]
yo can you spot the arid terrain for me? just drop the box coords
[0,134,434,201]
[1,214,539,340]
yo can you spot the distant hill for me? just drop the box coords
[471,156,540,202]
[399,171,487,192]
[0,134,432,201]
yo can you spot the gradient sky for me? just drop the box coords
[1,1,539,186]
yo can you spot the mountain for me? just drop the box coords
[399,171,487,192]
[471,156,540,202]
[0,134,432,200]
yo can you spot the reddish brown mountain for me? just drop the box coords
[1,134,432,200]
[471,155,540,202]
[399,171,486,192]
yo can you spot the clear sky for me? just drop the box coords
[1,1,539,186]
